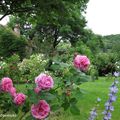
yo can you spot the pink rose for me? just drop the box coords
[9,87,16,97]
[1,77,13,92]
[35,73,54,90]
[74,55,90,72]
[14,93,26,105]
[31,100,50,119]
[34,87,41,94]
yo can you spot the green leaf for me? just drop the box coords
[61,98,70,111]
[70,98,77,104]
[70,105,80,115]
[51,104,61,111]
[74,88,83,99]
[25,115,34,120]
[40,92,56,101]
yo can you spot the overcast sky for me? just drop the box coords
[1,0,120,35]
[0,15,9,25]
[86,0,120,35]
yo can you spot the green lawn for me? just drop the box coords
[48,77,120,120]
[1,77,120,120]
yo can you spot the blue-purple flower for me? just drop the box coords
[103,79,119,120]
[114,72,119,77]
[89,108,97,120]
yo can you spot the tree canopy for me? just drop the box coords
[0,0,88,20]
[2,0,89,51]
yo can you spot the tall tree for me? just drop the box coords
[1,0,89,52]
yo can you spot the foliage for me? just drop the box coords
[94,53,117,76]
[4,0,89,54]
[0,25,27,59]
[103,34,120,59]
[0,54,21,83]
[0,52,91,120]
[18,54,48,82]
[85,30,105,53]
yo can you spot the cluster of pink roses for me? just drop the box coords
[74,54,90,72]
[31,73,53,120]
[0,77,26,105]
[0,53,90,120]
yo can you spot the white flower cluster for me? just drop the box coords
[18,54,48,72]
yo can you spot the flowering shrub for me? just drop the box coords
[18,54,48,82]
[0,77,26,115]
[0,54,91,119]
[0,73,54,119]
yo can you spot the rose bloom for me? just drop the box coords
[14,93,26,105]
[9,87,16,97]
[35,73,54,90]
[31,100,50,119]
[34,87,41,94]
[1,77,13,92]
[74,55,90,72]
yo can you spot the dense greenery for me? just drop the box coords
[4,0,92,56]
[0,25,27,59]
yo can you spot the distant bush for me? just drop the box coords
[18,54,48,82]
[0,26,27,59]
[95,53,117,76]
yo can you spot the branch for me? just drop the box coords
[12,6,38,14]
[0,6,37,21]
[0,12,10,21]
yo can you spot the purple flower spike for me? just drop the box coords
[89,108,97,120]
[110,86,118,94]
[103,76,119,120]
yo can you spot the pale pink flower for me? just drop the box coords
[74,55,90,71]
[14,93,26,105]
[35,73,54,90]
[1,77,13,92]
[31,100,50,119]
[34,87,41,94]
[9,87,16,97]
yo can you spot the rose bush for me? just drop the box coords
[0,53,91,120]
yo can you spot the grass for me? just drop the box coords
[1,77,120,120]
[48,77,120,120]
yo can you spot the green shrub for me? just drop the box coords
[0,26,27,59]
[0,54,21,83]
[95,53,117,76]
